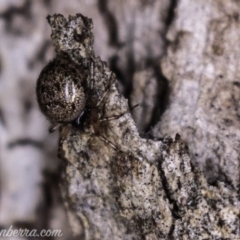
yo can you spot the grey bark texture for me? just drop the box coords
[154,0,240,191]
[0,1,239,240]
[50,12,239,240]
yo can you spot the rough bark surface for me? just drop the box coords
[154,0,240,190]
[0,1,239,240]
[52,13,239,240]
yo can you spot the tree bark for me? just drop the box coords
[0,1,239,240]
[53,13,239,240]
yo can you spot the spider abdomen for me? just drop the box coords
[36,57,86,123]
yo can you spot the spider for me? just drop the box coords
[36,54,136,150]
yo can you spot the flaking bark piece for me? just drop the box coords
[46,14,240,240]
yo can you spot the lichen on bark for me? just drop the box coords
[45,13,240,240]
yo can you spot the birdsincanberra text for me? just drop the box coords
[0,225,63,237]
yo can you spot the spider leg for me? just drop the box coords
[88,60,115,108]
[96,74,115,107]
[86,61,137,153]
[89,61,95,90]
[99,136,120,151]
[96,104,139,152]
[49,123,62,133]
[74,109,87,126]
[99,104,139,122]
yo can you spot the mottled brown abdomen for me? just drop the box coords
[36,57,86,123]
